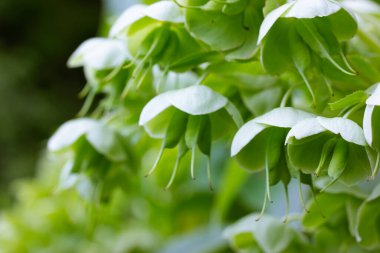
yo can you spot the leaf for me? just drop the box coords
[165,85,228,115]
[109,4,147,37]
[296,20,354,75]
[143,1,184,23]
[164,110,188,148]
[48,118,99,152]
[224,214,309,253]
[327,139,348,179]
[197,115,212,156]
[67,38,129,69]
[328,90,368,111]
[185,8,247,51]
[261,20,293,74]
[325,8,357,41]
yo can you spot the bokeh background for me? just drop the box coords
[0,0,102,201]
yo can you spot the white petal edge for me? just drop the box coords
[285,0,341,19]
[257,2,294,44]
[48,118,99,152]
[231,120,268,156]
[366,83,380,106]
[317,116,366,146]
[143,1,184,23]
[254,107,314,128]
[109,4,147,37]
[139,93,172,125]
[363,105,374,146]
[285,118,325,143]
[166,85,228,115]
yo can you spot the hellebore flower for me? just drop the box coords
[258,0,357,104]
[286,116,371,191]
[363,83,380,177]
[48,118,129,201]
[231,107,314,218]
[139,84,242,189]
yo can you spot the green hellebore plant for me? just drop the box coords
[231,107,314,216]
[109,1,215,83]
[286,116,371,190]
[364,83,380,177]
[48,118,129,201]
[355,183,380,250]
[223,213,311,253]
[258,0,357,104]
[67,38,131,113]
[183,0,265,60]
[139,84,242,189]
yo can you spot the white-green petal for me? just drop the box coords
[231,120,268,156]
[317,117,366,146]
[139,93,172,125]
[342,0,380,15]
[254,107,314,128]
[48,118,99,152]
[257,2,294,44]
[366,83,380,106]
[166,85,228,115]
[285,0,341,19]
[363,105,375,145]
[109,4,147,37]
[285,118,325,143]
[86,124,127,162]
[67,38,129,69]
[143,1,184,23]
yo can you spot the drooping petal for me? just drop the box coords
[165,85,228,115]
[109,4,147,37]
[48,118,99,152]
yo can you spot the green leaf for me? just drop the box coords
[327,139,348,180]
[164,110,188,148]
[185,8,247,51]
[328,90,368,111]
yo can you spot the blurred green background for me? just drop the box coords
[0,0,101,196]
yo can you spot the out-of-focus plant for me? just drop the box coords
[3,0,380,252]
